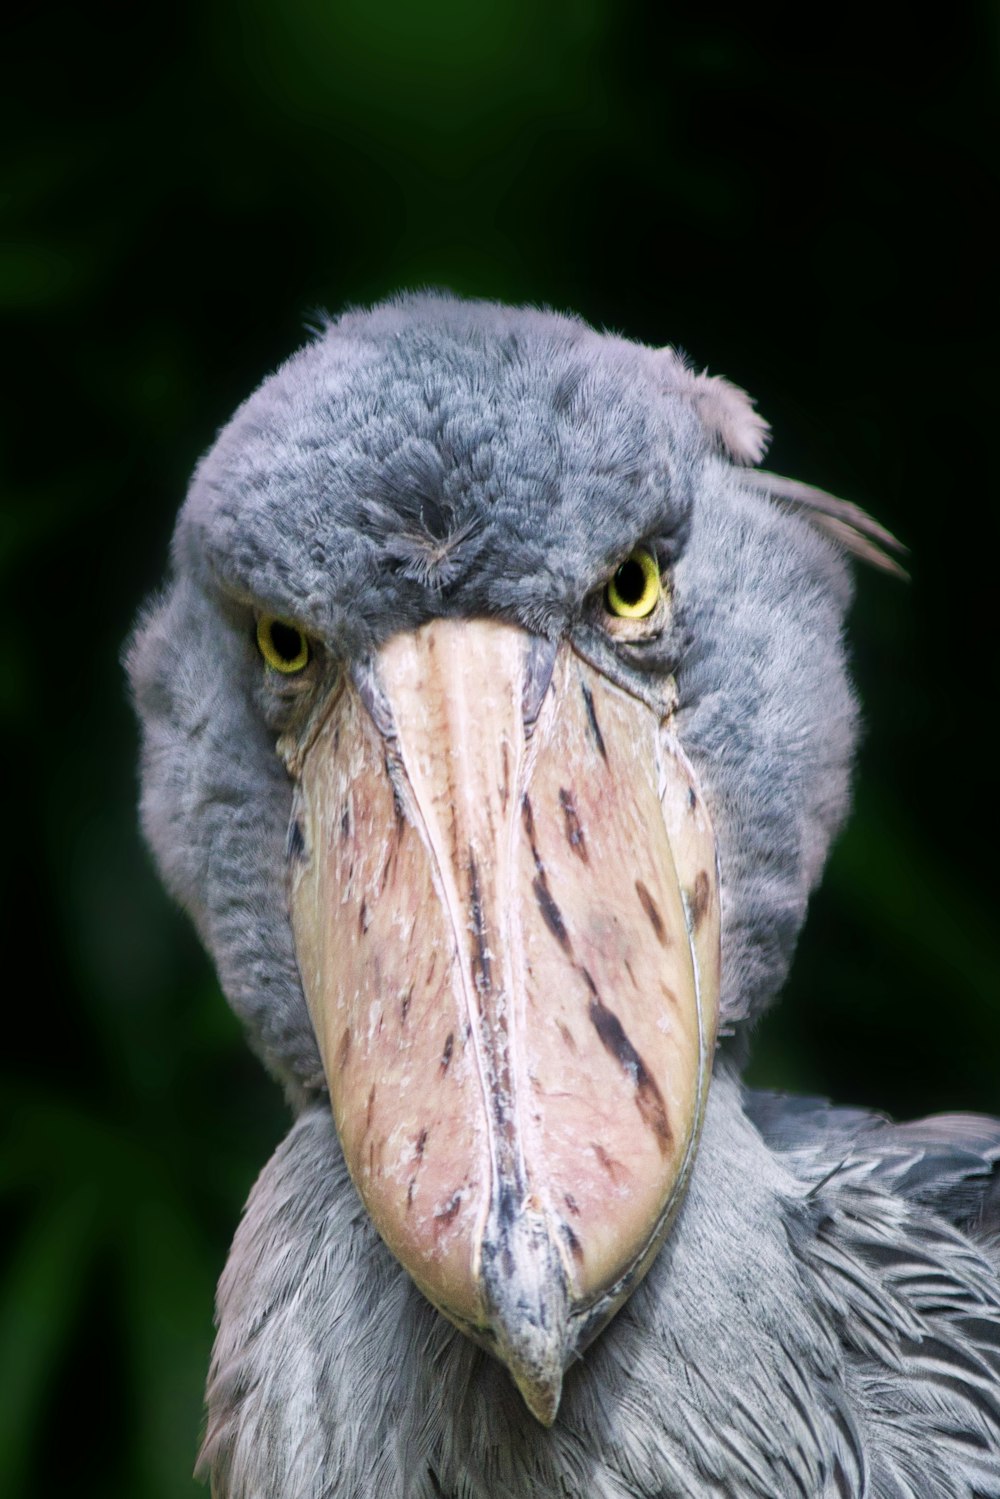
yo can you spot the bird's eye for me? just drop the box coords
[604,548,661,619]
[257,616,310,673]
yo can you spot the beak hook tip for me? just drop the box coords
[480,1205,570,1425]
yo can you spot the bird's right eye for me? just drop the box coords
[257,616,310,673]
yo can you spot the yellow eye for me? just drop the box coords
[604,548,661,619]
[256,616,310,673]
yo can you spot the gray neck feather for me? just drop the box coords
[201,1068,1000,1498]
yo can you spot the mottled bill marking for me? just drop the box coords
[560,1220,584,1262]
[406,1127,429,1210]
[688,870,711,930]
[558,787,588,862]
[337,1027,351,1071]
[580,680,608,762]
[557,1020,577,1053]
[585,978,672,1152]
[533,876,570,952]
[520,784,674,1156]
[634,879,668,946]
[592,1142,626,1183]
[435,1192,462,1231]
[500,740,511,812]
[522,795,574,955]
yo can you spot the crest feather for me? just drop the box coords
[743,469,908,577]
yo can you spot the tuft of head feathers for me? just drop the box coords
[652,347,771,466]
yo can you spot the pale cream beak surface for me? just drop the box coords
[284,619,720,1423]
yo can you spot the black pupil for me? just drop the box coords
[270,621,303,662]
[613,557,646,606]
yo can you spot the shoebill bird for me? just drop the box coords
[128,294,1000,1498]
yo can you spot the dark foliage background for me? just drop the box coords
[2,4,997,1494]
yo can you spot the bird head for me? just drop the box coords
[128,294,897,1423]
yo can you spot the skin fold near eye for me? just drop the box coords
[605,548,661,619]
[257,615,310,673]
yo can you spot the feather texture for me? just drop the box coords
[741,469,908,577]
[201,1074,1000,1497]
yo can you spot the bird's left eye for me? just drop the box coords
[257,616,310,673]
[604,548,661,619]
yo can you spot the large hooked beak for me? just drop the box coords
[283,619,720,1424]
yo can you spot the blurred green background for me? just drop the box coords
[2,3,997,1494]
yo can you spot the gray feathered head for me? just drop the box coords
[128,292,896,1420]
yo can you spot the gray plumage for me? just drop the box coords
[128,292,1000,1496]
